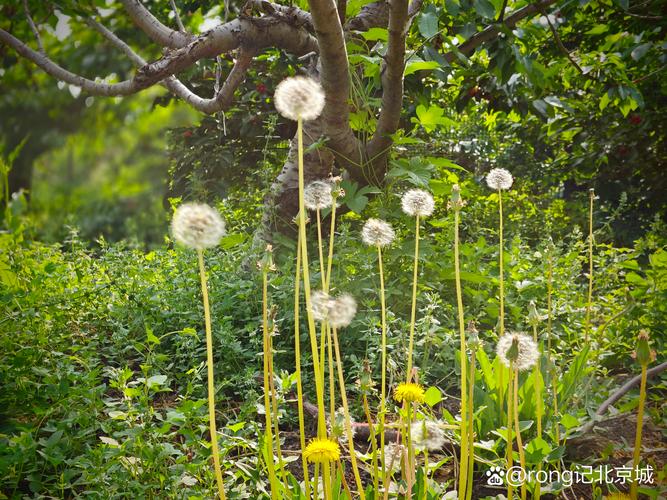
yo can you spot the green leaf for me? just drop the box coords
[585,25,609,35]
[423,386,443,407]
[411,104,456,132]
[405,59,441,76]
[525,437,552,464]
[631,43,651,61]
[361,27,388,42]
[146,374,168,389]
[146,325,160,345]
[560,414,579,431]
[473,0,495,19]
[418,11,439,39]
[599,91,611,111]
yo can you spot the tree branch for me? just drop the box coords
[169,0,186,33]
[366,0,411,165]
[86,15,253,114]
[308,0,363,168]
[344,1,389,32]
[1,15,317,98]
[538,5,584,74]
[22,0,44,54]
[120,0,193,48]
[444,0,558,63]
[244,0,313,31]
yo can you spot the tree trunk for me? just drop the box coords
[254,113,336,245]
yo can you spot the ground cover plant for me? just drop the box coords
[1,0,666,499]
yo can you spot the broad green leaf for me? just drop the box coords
[525,437,552,464]
[560,413,579,431]
[423,386,443,407]
[405,60,441,76]
[361,27,388,42]
[473,0,495,19]
[631,43,651,61]
[418,10,439,39]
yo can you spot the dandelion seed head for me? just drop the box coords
[310,290,331,322]
[486,168,514,190]
[171,203,225,250]
[274,76,325,121]
[303,438,340,463]
[361,218,395,247]
[328,294,357,329]
[496,332,539,371]
[304,180,334,211]
[394,382,425,404]
[410,420,446,452]
[401,189,435,217]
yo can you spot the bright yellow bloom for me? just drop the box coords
[394,382,425,404]
[303,438,340,464]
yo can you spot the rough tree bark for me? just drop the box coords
[0,0,559,239]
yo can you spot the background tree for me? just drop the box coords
[1,0,664,242]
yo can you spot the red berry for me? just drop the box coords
[182,130,193,138]
[628,114,642,125]
[256,83,267,94]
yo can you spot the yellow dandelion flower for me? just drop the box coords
[303,438,340,464]
[394,382,425,404]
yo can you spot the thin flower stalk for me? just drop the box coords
[197,249,227,500]
[452,186,470,500]
[465,338,478,500]
[513,368,527,500]
[332,326,366,498]
[631,331,654,499]
[297,119,331,499]
[361,391,380,494]
[267,321,288,490]
[586,188,595,343]
[547,245,561,461]
[406,213,421,380]
[292,229,310,497]
[531,322,543,500]
[487,169,512,426]
[377,243,388,492]
[506,360,514,500]
[261,256,280,499]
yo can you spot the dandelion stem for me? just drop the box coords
[362,393,380,494]
[532,323,542,500]
[547,247,560,457]
[197,249,227,500]
[297,117,331,499]
[296,117,327,437]
[405,401,415,498]
[293,229,311,497]
[261,261,279,499]
[406,214,420,381]
[506,361,514,500]
[465,347,476,500]
[267,319,288,490]
[327,324,336,423]
[316,208,326,289]
[377,243,388,495]
[585,189,594,343]
[454,206,469,500]
[332,326,366,498]
[498,188,506,425]
[630,363,648,500]
[514,369,527,500]
[325,196,338,291]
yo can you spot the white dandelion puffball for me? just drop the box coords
[486,168,514,191]
[304,180,334,210]
[328,294,357,329]
[310,290,331,322]
[410,420,446,452]
[496,332,539,371]
[361,218,395,247]
[171,203,226,250]
[274,76,325,121]
[401,189,435,217]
